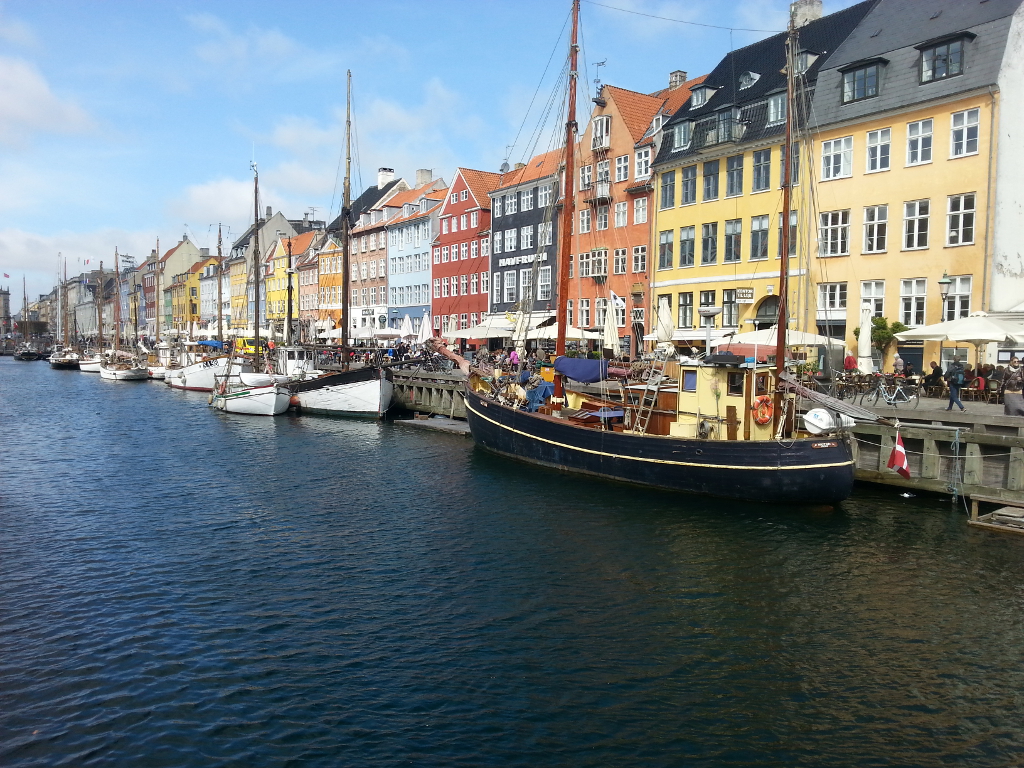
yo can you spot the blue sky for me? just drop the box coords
[0,0,858,301]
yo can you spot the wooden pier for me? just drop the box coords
[850,404,1024,503]
[391,371,467,419]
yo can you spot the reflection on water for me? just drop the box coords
[2,358,1024,767]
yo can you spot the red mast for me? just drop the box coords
[774,12,797,431]
[553,0,580,399]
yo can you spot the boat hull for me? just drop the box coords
[49,358,80,369]
[99,365,149,380]
[290,368,393,418]
[463,387,855,505]
[211,385,290,416]
[166,357,245,392]
[78,357,103,372]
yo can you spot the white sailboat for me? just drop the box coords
[209,164,290,416]
[99,250,148,381]
[288,71,395,419]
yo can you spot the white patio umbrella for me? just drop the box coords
[525,323,601,341]
[448,315,516,339]
[416,313,433,344]
[710,326,843,348]
[895,311,1024,363]
[398,314,415,339]
[373,328,401,340]
[602,303,619,351]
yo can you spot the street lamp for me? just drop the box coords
[938,271,952,302]
[697,306,722,358]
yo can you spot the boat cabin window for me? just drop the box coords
[298,351,305,360]
[288,351,296,360]
[727,372,744,396]
[682,370,697,391]
[755,373,768,394]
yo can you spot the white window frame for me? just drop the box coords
[863,204,888,253]
[632,245,647,273]
[614,201,627,228]
[821,136,853,180]
[634,197,648,225]
[635,148,651,180]
[615,155,629,182]
[944,275,972,320]
[900,277,927,326]
[819,210,851,257]
[866,128,890,173]
[907,119,933,166]
[947,193,976,246]
[951,109,980,158]
[861,280,885,316]
[903,199,930,250]
[579,209,591,234]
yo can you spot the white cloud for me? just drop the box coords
[0,8,37,47]
[0,55,93,145]
[0,228,160,301]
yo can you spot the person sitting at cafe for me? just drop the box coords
[904,361,916,377]
[923,361,943,390]
[991,365,1006,383]
[844,351,857,372]
[1004,357,1024,416]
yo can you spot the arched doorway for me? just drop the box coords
[752,296,779,330]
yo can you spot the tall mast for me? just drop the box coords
[341,69,352,370]
[22,275,28,346]
[252,163,262,370]
[97,261,104,350]
[113,248,121,352]
[155,236,161,345]
[553,0,580,394]
[63,255,69,347]
[775,13,797,425]
[217,224,224,342]
[285,236,294,346]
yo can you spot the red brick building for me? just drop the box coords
[431,167,501,344]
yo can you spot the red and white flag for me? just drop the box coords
[887,432,910,479]
[2,273,8,278]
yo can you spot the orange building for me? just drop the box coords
[568,72,703,356]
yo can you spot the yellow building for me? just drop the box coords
[652,0,1024,372]
[170,257,217,331]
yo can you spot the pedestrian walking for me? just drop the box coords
[944,356,967,413]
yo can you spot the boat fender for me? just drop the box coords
[752,395,774,425]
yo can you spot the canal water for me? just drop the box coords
[2,357,1024,767]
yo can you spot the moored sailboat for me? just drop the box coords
[436,0,876,506]
[99,250,148,381]
[210,164,290,416]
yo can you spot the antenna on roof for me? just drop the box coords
[593,59,607,91]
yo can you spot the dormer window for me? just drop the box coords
[738,71,760,90]
[651,115,663,133]
[592,115,611,150]
[690,86,716,109]
[767,93,786,125]
[918,34,972,83]
[796,51,818,74]
[839,59,886,104]
[671,121,692,150]
[419,199,427,213]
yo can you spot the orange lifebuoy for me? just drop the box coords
[752,395,774,425]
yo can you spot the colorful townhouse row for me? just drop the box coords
[66,0,1024,370]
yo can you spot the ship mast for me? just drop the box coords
[341,69,352,371]
[217,223,224,343]
[113,248,121,352]
[553,0,580,399]
[285,236,294,346]
[774,12,797,431]
[63,255,69,347]
[97,261,104,351]
[252,164,262,371]
[155,236,161,346]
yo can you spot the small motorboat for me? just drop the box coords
[210,372,290,416]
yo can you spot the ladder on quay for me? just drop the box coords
[632,359,667,435]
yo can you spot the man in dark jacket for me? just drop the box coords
[1003,357,1024,417]
[944,356,966,413]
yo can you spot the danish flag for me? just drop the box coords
[887,431,910,479]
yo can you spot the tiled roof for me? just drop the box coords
[602,85,668,144]
[457,167,503,208]
[386,199,444,226]
[655,0,877,167]
[281,230,320,256]
[653,74,708,116]
[380,181,447,211]
[493,147,563,192]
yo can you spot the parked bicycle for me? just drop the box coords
[861,373,920,408]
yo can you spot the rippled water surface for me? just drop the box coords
[3,357,1024,766]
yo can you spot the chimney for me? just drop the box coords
[514,162,526,171]
[377,167,395,188]
[303,212,309,222]
[415,168,433,187]
[791,0,822,27]
[669,70,688,90]
[266,205,273,219]
[200,248,210,257]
